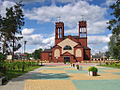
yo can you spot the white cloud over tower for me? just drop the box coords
[0,0,112,54]
[24,0,108,34]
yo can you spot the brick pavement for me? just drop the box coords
[1,63,120,90]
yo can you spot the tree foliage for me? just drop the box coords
[107,0,120,59]
[33,48,42,60]
[0,2,24,59]
[24,53,34,60]
[105,51,111,60]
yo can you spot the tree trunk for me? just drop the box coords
[3,40,5,54]
[12,37,15,61]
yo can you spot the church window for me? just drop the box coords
[76,49,82,57]
[63,45,72,50]
[54,49,60,57]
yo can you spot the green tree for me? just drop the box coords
[24,53,33,60]
[0,2,24,60]
[33,48,42,60]
[107,0,120,59]
[0,15,2,30]
[105,51,111,60]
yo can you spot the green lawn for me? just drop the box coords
[6,66,41,80]
[98,64,120,69]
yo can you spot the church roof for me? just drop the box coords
[42,49,52,53]
[74,43,82,48]
[63,36,79,39]
[63,36,87,39]
[62,52,73,56]
[52,45,62,48]
[83,46,91,50]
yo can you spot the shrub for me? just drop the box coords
[105,62,109,65]
[117,63,120,66]
[76,64,79,68]
[64,60,66,64]
[0,52,6,62]
[88,67,98,72]
[66,61,70,63]
[76,64,79,70]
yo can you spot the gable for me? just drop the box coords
[58,38,78,47]
[62,52,73,56]
[74,44,82,48]
[57,38,78,54]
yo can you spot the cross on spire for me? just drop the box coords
[58,16,61,22]
[81,15,85,21]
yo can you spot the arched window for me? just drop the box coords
[76,49,82,57]
[63,45,72,50]
[54,49,60,57]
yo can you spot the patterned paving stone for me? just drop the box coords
[44,68,64,70]
[30,73,70,80]
[72,79,120,90]
[64,68,76,70]
[65,70,88,73]
[68,73,120,80]
[113,73,120,75]
[39,70,66,73]
[0,81,24,90]
[24,80,77,90]
[46,65,67,68]
[65,70,105,73]
[64,66,72,68]
[1,63,120,90]
[97,67,114,70]
[101,69,120,73]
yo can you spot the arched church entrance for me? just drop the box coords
[64,56,70,63]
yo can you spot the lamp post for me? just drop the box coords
[24,40,27,54]
[22,40,27,72]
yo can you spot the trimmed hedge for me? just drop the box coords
[88,67,98,72]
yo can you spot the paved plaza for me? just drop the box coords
[1,63,120,90]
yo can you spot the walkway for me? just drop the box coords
[1,63,120,90]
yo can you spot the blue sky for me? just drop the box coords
[0,0,117,54]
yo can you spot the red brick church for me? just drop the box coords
[41,21,91,63]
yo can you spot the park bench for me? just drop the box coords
[0,76,5,85]
[0,72,8,85]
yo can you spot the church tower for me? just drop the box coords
[55,22,64,45]
[78,21,87,47]
[79,21,87,38]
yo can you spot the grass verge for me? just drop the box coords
[6,66,41,80]
[98,65,120,69]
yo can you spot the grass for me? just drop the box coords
[5,65,41,80]
[98,64,120,69]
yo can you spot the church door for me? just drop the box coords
[64,56,70,63]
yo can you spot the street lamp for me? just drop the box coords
[24,40,27,54]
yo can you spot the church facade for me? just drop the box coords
[41,21,91,63]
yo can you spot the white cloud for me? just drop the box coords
[22,28,34,35]
[6,0,44,3]
[6,0,93,4]
[87,34,112,54]
[57,0,93,3]
[2,0,111,54]
[65,28,77,34]
[20,27,111,54]
[105,0,116,6]
[0,0,15,17]
[24,0,107,34]
[19,28,55,53]
[88,35,110,45]
[102,46,108,52]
